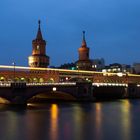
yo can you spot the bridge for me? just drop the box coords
[0,65,140,84]
[0,81,140,104]
[0,80,139,105]
[0,65,140,104]
[0,82,94,104]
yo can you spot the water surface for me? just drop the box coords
[0,99,140,140]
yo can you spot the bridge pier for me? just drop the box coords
[127,83,140,98]
[76,82,94,101]
[10,82,27,105]
[11,95,27,105]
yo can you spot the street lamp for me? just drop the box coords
[52,87,57,92]
[12,62,16,82]
[76,65,79,81]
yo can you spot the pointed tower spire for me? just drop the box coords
[83,31,85,40]
[81,31,87,47]
[36,20,43,40]
[29,20,50,68]
[76,30,92,70]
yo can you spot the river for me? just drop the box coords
[0,99,140,140]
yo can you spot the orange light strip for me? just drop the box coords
[128,73,140,77]
[0,65,140,77]
[0,65,103,74]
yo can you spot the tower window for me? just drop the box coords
[37,45,40,50]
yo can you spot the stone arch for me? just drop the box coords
[7,75,14,82]
[27,78,33,83]
[15,77,20,82]
[0,97,10,104]
[33,78,39,83]
[20,77,26,82]
[68,77,87,82]
[85,78,92,82]
[48,78,54,83]
[27,90,76,101]
[39,78,44,83]
[7,78,12,82]
[0,76,6,81]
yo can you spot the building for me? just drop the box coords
[121,64,132,73]
[91,58,105,71]
[28,20,49,68]
[102,63,132,73]
[58,62,76,70]
[76,31,92,70]
[133,63,140,74]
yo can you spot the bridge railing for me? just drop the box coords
[0,82,133,88]
[92,83,128,87]
[0,82,76,87]
[26,82,76,86]
[0,82,11,87]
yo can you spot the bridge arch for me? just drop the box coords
[47,78,54,83]
[68,77,87,82]
[20,77,26,82]
[26,78,31,83]
[25,85,78,101]
[27,90,76,101]
[0,97,10,104]
[39,78,44,83]
[0,76,6,81]
[33,78,39,82]
[15,77,20,82]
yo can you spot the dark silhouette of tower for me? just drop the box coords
[28,20,49,67]
[76,31,92,70]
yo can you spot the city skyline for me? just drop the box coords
[0,0,140,67]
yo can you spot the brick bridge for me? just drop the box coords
[0,65,140,104]
[0,81,140,105]
[0,82,93,104]
[0,65,140,84]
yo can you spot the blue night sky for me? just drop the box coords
[0,0,140,67]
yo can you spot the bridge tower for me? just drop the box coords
[28,20,49,67]
[76,31,92,70]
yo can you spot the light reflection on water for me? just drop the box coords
[95,103,102,140]
[120,100,131,140]
[0,100,140,140]
[50,104,59,140]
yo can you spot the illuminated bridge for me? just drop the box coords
[0,65,140,84]
[0,81,94,104]
[0,65,140,104]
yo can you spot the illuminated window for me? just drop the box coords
[37,45,40,50]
